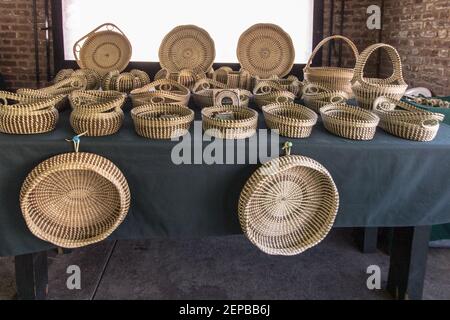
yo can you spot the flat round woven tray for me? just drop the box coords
[20,152,130,248]
[74,24,132,75]
[239,155,339,256]
[237,24,295,78]
[159,25,215,73]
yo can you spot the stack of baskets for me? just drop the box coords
[131,104,194,139]
[352,43,408,110]
[130,79,191,107]
[102,69,151,93]
[192,79,252,109]
[302,82,349,113]
[69,90,126,136]
[0,91,60,134]
[253,80,296,108]
[373,96,444,141]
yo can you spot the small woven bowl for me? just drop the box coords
[70,108,124,137]
[131,104,195,139]
[263,103,318,138]
[320,103,380,140]
[202,105,258,139]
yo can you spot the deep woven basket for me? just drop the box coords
[130,79,191,107]
[352,43,408,110]
[320,103,380,140]
[131,104,195,139]
[20,152,130,248]
[302,82,350,113]
[238,155,339,256]
[202,105,258,139]
[70,108,124,137]
[373,96,445,141]
[304,35,359,96]
[262,103,318,138]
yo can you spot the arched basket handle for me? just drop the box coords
[253,80,284,95]
[306,35,359,69]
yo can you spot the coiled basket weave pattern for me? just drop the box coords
[20,152,131,248]
[302,82,349,113]
[130,79,191,107]
[238,155,339,256]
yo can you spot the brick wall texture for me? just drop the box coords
[0,0,448,94]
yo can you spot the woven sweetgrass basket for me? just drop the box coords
[320,103,380,140]
[202,105,258,140]
[131,104,194,139]
[193,82,252,109]
[0,91,59,134]
[238,154,339,256]
[54,69,101,90]
[155,68,209,90]
[70,108,124,137]
[253,75,303,97]
[302,82,349,113]
[304,35,359,96]
[20,152,130,248]
[253,80,295,108]
[130,79,191,107]
[352,43,408,110]
[15,88,67,111]
[69,90,126,113]
[373,96,445,142]
[262,103,318,138]
[102,69,151,93]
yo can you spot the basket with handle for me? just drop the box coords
[262,102,318,138]
[69,90,126,113]
[238,142,339,256]
[302,82,349,113]
[102,69,151,93]
[38,76,88,96]
[304,35,359,96]
[320,103,380,140]
[15,88,67,111]
[155,68,207,90]
[352,43,408,110]
[193,79,252,108]
[253,80,295,108]
[53,69,101,90]
[130,79,191,107]
[373,96,444,141]
[253,75,302,97]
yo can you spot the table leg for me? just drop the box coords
[354,227,379,253]
[14,251,48,300]
[387,226,431,300]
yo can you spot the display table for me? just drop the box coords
[2,102,450,300]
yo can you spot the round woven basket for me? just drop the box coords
[74,23,132,75]
[320,103,380,140]
[15,88,67,111]
[130,79,191,107]
[262,103,318,138]
[373,96,444,142]
[70,108,124,137]
[159,25,215,73]
[202,105,258,140]
[238,155,339,256]
[302,82,349,113]
[131,104,195,139]
[352,43,408,110]
[237,24,295,78]
[20,152,130,248]
[304,35,359,95]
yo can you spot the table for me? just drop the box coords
[2,102,450,300]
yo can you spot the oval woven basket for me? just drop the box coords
[20,152,131,248]
[74,23,132,75]
[70,108,124,137]
[15,88,67,111]
[202,105,258,140]
[302,82,350,113]
[69,90,126,113]
[352,43,408,110]
[262,103,318,138]
[238,155,339,256]
[130,79,191,107]
[304,35,359,95]
[237,24,295,78]
[320,103,380,140]
[159,25,215,73]
[131,104,195,139]
[373,96,444,142]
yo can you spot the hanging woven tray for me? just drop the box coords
[130,79,191,107]
[102,69,151,93]
[69,90,126,113]
[253,80,296,108]
[159,25,215,73]
[202,105,258,139]
[237,23,295,78]
[20,152,130,248]
[320,103,380,140]
[302,82,349,113]
[0,91,59,134]
[131,104,194,139]
[74,23,132,75]
[15,88,67,111]
[54,69,101,90]
[238,153,339,256]
[262,103,318,138]
[352,43,408,110]
[304,35,359,96]
[373,96,445,142]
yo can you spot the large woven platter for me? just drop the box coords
[74,24,132,75]
[159,25,215,73]
[237,24,295,78]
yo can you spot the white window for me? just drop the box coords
[62,0,315,64]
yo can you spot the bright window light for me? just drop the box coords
[62,0,315,64]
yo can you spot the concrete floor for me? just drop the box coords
[0,229,449,300]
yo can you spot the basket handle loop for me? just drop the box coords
[352,43,405,85]
[282,141,293,156]
[193,78,227,93]
[213,89,241,106]
[302,82,330,96]
[306,35,359,69]
[253,80,284,95]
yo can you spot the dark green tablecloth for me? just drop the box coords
[1,102,450,256]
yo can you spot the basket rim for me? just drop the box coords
[201,105,258,124]
[320,103,380,126]
[262,103,318,125]
[131,103,195,124]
